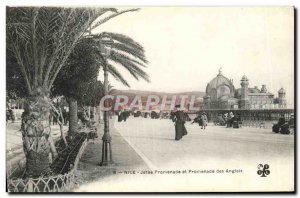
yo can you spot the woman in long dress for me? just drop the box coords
[173,105,188,140]
[201,112,208,130]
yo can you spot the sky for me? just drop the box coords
[93,7,294,107]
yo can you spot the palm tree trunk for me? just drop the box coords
[68,97,78,135]
[21,93,53,177]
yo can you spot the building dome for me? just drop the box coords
[241,74,248,81]
[278,87,286,94]
[205,69,235,102]
[206,70,234,94]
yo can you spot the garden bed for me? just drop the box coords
[7,131,91,192]
[51,132,88,174]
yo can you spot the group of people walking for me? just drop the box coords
[191,112,208,129]
[171,107,210,141]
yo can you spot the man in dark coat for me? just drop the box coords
[173,105,188,140]
[118,110,124,122]
[272,114,286,133]
[123,110,130,122]
[151,111,159,119]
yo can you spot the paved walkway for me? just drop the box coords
[74,118,148,191]
[74,116,294,192]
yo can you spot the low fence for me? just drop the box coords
[188,109,294,129]
[7,138,88,192]
[241,120,272,129]
[191,109,294,122]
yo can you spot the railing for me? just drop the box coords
[7,138,88,192]
[187,109,295,129]
[241,120,272,129]
[7,170,76,192]
[188,109,294,124]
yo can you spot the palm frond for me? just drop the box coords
[103,32,145,53]
[106,63,130,87]
[112,43,148,64]
[90,8,139,30]
[88,31,150,86]
[111,50,146,68]
[109,52,150,83]
[7,7,125,95]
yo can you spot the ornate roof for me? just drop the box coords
[241,74,248,81]
[278,88,286,94]
[249,87,260,93]
[235,87,273,98]
[206,69,234,94]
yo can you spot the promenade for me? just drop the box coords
[75,116,294,192]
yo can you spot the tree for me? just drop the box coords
[53,32,150,136]
[52,39,101,135]
[91,32,150,87]
[6,7,138,177]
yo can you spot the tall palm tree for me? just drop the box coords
[64,33,150,136]
[67,33,150,127]
[90,32,150,86]
[6,7,138,177]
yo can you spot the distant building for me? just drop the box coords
[203,69,287,110]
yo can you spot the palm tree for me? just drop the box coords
[90,32,150,86]
[6,7,138,177]
[63,33,150,136]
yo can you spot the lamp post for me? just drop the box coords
[99,33,114,166]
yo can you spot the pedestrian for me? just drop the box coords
[191,113,202,126]
[201,112,208,130]
[10,108,16,123]
[144,112,148,118]
[227,112,234,128]
[6,109,10,124]
[173,105,188,141]
[184,112,191,121]
[123,110,130,121]
[272,114,286,133]
[215,114,225,126]
[223,113,228,127]
[118,109,124,122]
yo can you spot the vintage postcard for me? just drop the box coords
[6,6,294,193]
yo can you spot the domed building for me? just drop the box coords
[204,68,238,109]
[203,69,287,110]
